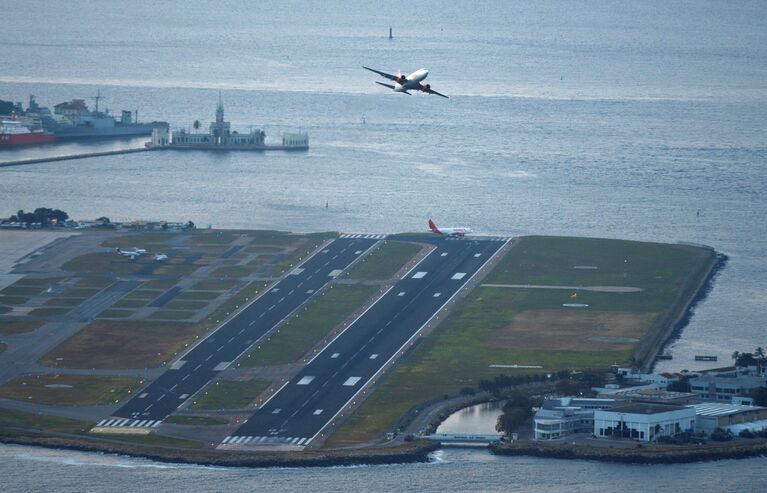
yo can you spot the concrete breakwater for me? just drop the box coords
[489,439,767,464]
[0,147,154,168]
[0,431,440,468]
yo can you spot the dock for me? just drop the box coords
[0,147,154,168]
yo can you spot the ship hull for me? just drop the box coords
[0,132,56,147]
[53,124,156,140]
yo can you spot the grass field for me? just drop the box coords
[163,415,228,426]
[97,309,135,318]
[345,241,422,281]
[28,307,71,317]
[0,374,142,406]
[328,236,713,445]
[97,433,203,449]
[240,284,378,367]
[0,295,29,305]
[44,297,88,308]
[0,343,4,355]
[164,300,209,310]
[101,233,172,250]
[0,285,44,297]
[40,320,209,369]
[0,320,44,335]
[176,291,221,301]
[192,279,239,291]
[75,277,115,289]
[148,310,196,320]
[0,407,91,434]
[190,379,270,410]
[62,252,146,275]
[143,278,181,290]
[110,298,147,309]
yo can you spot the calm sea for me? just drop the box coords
[1,0,766,489]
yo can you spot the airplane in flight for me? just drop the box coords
[362,66,449,98]
[428,218,472,237]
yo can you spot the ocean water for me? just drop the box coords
[1,0,766,488]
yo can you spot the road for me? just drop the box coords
[96,235,381,429]
[222,236,508,448]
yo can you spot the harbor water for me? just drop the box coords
[1,0,766,489]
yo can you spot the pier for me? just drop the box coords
[0,147,154,168]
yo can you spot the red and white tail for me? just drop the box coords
[428,218,441,234]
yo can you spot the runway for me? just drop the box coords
[222,237,507,448]
[100,236,379,427]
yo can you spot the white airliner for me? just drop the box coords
[363,66,449,98]
[115,248,143,259]
[428,218,472,237]
[154,254,168,261]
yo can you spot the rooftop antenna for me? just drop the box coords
[93,89,102,112]
[389,27,393,39]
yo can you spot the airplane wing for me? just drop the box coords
[363,66,398,81]
[375,81,411,94]
[423,86,449,99]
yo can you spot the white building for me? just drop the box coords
[533,397,617,440]
[594,403,696,442]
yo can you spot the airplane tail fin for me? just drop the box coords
[428,218,441,234]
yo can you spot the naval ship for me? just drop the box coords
[25,94,167,141]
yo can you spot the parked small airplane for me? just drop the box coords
[115,248,144,259]
[363,66,449,98]
[154,254,168,261]
[428,218,472,237]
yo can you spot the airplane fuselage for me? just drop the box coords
[395,69,429,92]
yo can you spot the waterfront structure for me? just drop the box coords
[692,403,767,433]
[689,368,766,403]
[150,97,308,151]
[594,403,697,442]
[533,397,618,440]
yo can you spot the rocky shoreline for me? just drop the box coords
[490,439,767,464]
[0,430,440,468]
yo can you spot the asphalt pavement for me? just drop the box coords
[97,236,379,429]
[222,236,507,448]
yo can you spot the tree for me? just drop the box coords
[732,351,740,361]
[756,347,765,359]
[193,120,200,132]
[735,352,758,367]
[751,387,767,407]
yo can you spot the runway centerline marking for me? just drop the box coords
[397,291,406,296]
[451,272,467,280]
[297,376,315,385]
[369,354,378,360]
[313,409,323,415]
[331,353,340,359]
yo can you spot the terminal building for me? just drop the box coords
[594,403,697,442]
[533,397,618,440]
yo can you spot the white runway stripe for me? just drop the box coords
[222,436,233,444]
[97,419,109,426]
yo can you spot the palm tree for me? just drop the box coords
[193,119,200,132]
[732,351,740,361]
[756,347,765,359]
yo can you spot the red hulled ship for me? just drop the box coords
[0,113,56,147]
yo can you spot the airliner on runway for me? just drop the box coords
[428,218,472,237]
[363,66,449,98]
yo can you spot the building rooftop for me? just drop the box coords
[691,403,765,417]
[605,403,688,415]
